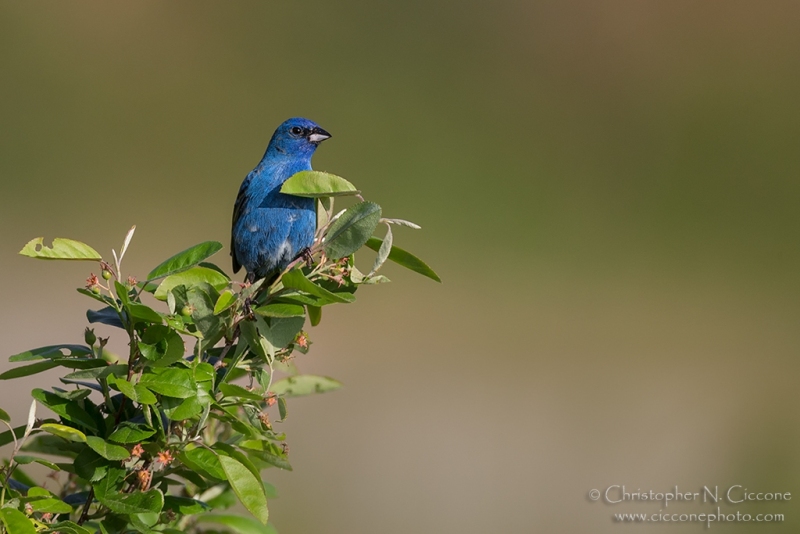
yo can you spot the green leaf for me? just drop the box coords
[39,423,87,443]
[0,507,37,534]
[19,237,101,261]
[73,447,108,482]
[275,292,328,307]
[22,434,81,458]
[194,362,216,384]
[86,307,124,329]
[219,383,264,401]
[254,303,305,318]
[126,303,163,325]
[195,514,278,534]
[323,201,381,259]
[277,398,287,421]
[154,266,230,301]
[133,383,159,404]
[238,441,292,471]
[114,281,131,306]
[77,286,115,305]
[163,496,210,515]
[114,378,158,405]
[307,305,322,326]
[129,512,160,533]
[270,375,342,397]
[217,454,269,525]
[14,456,61,471]
[9,345,91,362]
[280,170,359,198]
[187,284,224,348]
[63,364,126,381]
[51,358,108,371]
[51,387,92,401]
[280,270,354,304]
[369,223,393,276]
[27,486,54,498]
[255,316,305,351]
[316,197,331,229]
[147,241,223,281]
[179,447,226,481]
[108,422,156,444]
[0,360,58,380]
[364,237,441,282]
[86,436,130,461]
[214,443,261,481]
[42,521,91,534]
[139,368,196,398]
[139,325,185,367]
[239,320,268,362]
[96,487,164,515]
[0,407,8,422]
[91,465,123,494]
[163,395,203,421]
[214,290,237,315]
[31,389,98,431]
[29,497,72,514]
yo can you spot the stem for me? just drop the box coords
[77,488,94,525]
[265,360,275,394]
[0,419,31,507]
[99,377,114,414]
[218,332,248,390]
[217,335,237,363]
[0,420,18,452]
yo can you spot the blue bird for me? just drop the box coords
[231,117,331,282]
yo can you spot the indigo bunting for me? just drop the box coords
[231,117,331,281]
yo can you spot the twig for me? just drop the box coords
[77,488,94,525]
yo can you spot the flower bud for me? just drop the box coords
[84,327,97,346]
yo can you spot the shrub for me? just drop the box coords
[0,171,438,534]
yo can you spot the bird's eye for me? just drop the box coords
[290,126,304,136]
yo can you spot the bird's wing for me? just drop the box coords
[230,174,252,274]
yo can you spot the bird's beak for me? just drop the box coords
[308,127,331,144]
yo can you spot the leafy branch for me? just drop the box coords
[0,171,438,534]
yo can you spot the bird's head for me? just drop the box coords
[266,117,331,159]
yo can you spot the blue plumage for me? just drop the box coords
[231,117,331,281]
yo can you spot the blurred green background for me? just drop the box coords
[2,1,800,532]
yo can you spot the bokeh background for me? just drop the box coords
[2,1,800,532]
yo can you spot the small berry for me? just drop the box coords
[92,286,101,295]
[101,269,112,280]
[180,306,192,317]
